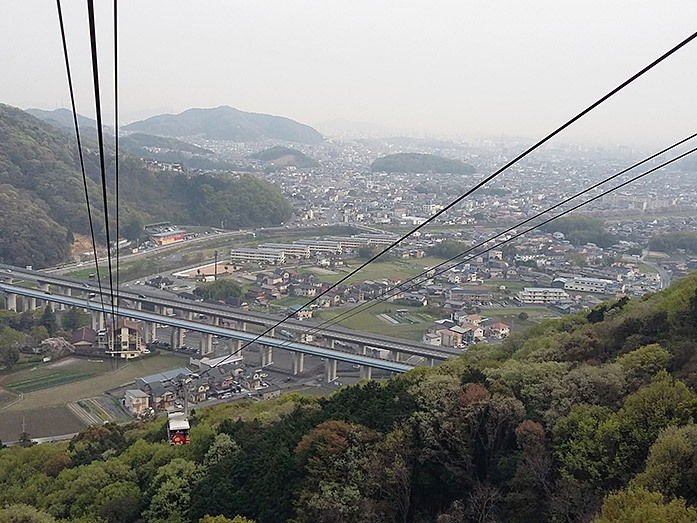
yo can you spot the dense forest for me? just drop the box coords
[0,104,292,268]
[539,216,619,248]
[4,273,697,522]
[371,153,475,174]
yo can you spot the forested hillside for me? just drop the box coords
[0,104,291,268]
[539,216,618,248]
[248,146,319,168]
[3,273,697,522]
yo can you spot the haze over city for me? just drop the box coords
[2,0,697,146]
[5,2,697,522]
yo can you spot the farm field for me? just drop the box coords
[637,262,658,274]
[7,370,94,393]
[317,302,437,341]
[2,353,186,411]
[0,406,86,443]
[479,307,556,332]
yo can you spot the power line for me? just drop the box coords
[55,0,109,327]
[86,0,117,337]
[198,30,697,376]
[200,143,697,379]
[114,0,120,304]
[302,139,697,340]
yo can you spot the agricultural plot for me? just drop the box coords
[7,371,94,393]
[318,303,436,341]
[0,406,86,443]
[3,354,186,411]
[479,307,555,332]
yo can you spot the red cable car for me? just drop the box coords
[167,411,191,445]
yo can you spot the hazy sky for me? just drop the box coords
[2,1,696,146]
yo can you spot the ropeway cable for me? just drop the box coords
[196,30,697,377]
[55,0,109,328]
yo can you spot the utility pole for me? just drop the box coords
[214,250,218,281]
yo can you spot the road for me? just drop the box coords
[46,222,367,275]
[0,283,416,373]
[0,264,459,361]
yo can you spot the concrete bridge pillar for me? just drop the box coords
[239,321,247,332]
[171,327,184,349]
[90,311,105,331]
[142,321,155,343]
[260,345,273,367]
[328,338,335,350]
[5,292,16,311]
[200,333,213,355]
[135,301,142,311]
[292,352,305,375]
[28,296,37,310]
[426,357,435,367]
[148,322,157,343]
[212,316,220,326]
[324,358,338,383]
[36,283,49,308]
[61,287,72,303]
[356,345,372,379]
[229,338,242,354]
[186,311,194,321]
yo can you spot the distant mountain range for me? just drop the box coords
[371,153,475,174]
[26,107,112,135]
[248,146,319,168]
[124,106,324,143]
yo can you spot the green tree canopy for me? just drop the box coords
[594,487,697,523]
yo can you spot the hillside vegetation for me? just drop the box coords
[540,216,619,248]
[25,107,106,135]
[371,152,475,174]
[124,106,323,144]
[0,104,291,268]
[248,146,318,168]
[649,230,697,255]
[3,272,697,522]
[119,133,242,171]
